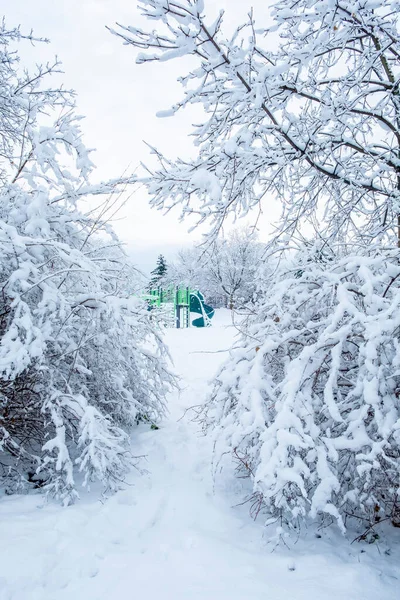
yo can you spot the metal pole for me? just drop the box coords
[186,286,190,328]
[176,286,180,328]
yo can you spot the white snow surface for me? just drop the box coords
[0,309,399,599]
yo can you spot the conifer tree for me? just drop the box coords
[149,254,168,289]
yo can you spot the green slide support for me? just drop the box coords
[190,291,214,327]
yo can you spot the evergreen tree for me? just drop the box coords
[149,254,168,289]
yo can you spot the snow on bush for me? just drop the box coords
[204,246,400,530]
[0,24,173,503]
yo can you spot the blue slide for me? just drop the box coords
[190,291,214,327]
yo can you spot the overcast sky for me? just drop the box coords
[3,0,275,273]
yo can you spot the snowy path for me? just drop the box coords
[0,310,399,600]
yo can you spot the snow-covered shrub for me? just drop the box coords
[0,24,173,503]
[204,247,400,531]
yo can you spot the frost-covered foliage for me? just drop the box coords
[110,0,400,245]
[204,246,400,529]
[0,24,172,503]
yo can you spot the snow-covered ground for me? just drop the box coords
[0,309,399,600]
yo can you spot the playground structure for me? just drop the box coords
[145,286,214,328]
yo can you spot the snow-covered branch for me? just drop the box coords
[111,0,400,245]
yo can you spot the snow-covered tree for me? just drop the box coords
[111,1,400,531]
[148,254,168,289]
[167,247,203,287]
[110,0,400,247]
[0,24,173,503]
[166,246,225,307]
[206,228,263,309]
[167,228,262,308]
